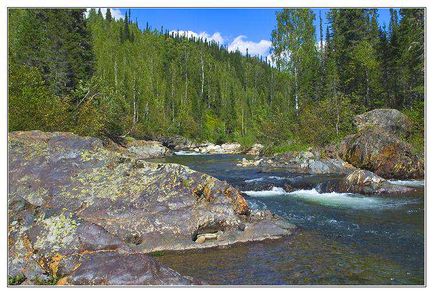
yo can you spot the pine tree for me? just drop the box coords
[106,8,112,22]
[398,9,424,107]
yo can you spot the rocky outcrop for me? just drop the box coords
[8,131,295,285]
[339,109,423,179]
[126,139,172,158]
[354,108,412,138]
[317,169,416,195]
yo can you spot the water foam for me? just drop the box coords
[242,186,287,197]
[244,177,265,183]
[388,180,425,187]
[174,150,204,156]
[244,176,286,183]
[243,187,414,210]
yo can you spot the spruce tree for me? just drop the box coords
[106,8,112,22]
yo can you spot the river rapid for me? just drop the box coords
[154,154,425,285]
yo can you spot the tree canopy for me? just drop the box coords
[8,8,424,152]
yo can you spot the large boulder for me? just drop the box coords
[317,169,415,195]
[8,131,295,285]
[339,127,423,179]
[354,108,412,137]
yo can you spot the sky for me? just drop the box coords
[93,8,394,59]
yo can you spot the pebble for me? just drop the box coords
[195,236,206,244]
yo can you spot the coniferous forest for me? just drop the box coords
[8,8,424,153]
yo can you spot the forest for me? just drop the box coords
[8,8,424,153]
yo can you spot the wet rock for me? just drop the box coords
[8,131,295,285]
[339,128,423,179]
[354,108,412,138]
[63,252,199,285]
[126,139,172,158]
[318,169,415,195]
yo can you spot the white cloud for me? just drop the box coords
[85,8,123,20]
[170,30,224,44]
[228,35,272,58]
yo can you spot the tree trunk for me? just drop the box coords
[114,60,118,89]
[200,52,204,98]
[365,69,370,107]
[294,68,299,114]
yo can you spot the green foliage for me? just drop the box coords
[297,95,356,146]
[403,100,424,155]
[272,9,319,109]
[9,9,94,98]
[33,275,60,285]
[8,273,26,285]
[264,141,309,156]
[9,64,70,132]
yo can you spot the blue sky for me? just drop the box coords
[95,8,394,59]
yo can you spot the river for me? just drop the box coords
[153,154,425,285]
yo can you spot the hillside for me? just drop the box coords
[8,8,424,153]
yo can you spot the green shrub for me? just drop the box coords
[403,100,424,155]
[9,65,70,132]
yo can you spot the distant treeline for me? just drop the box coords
[8,8,424,151]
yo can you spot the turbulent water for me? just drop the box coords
[154,154,425,285]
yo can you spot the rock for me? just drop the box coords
[126,139,171,158]
[308,158,355,175]
[8,131,295,285]
[354,108,412,137]
[254,151,355,175]
[154,135,196,150]
[63,252,199,285]
[194,233,218,244]
[246,144,264,156]
[197,142,243,154]
[237,158,263,167]
[339,128,423,179]
[195,236,206,244]
[317,169,416,195]
[322,144,338,159]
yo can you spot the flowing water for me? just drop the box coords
[154,154,425,285]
